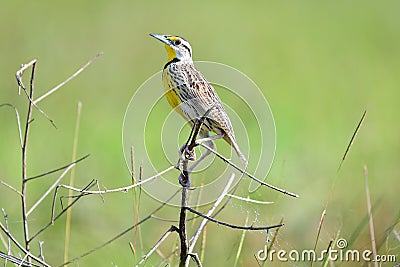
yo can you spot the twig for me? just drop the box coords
[137,163,145,254]
[188,174,236,255]
[225,194,273,205]
[34,52,103,104]
[16,59,57,128]
[26,154,90,181]
[27,161,77,216]
[199,143,298,197]
[135,225,178,266]
[38,241,45,262]
[0,251,40,267]
[53,180,98,222]
[0,222,50,267]
[58,180,97,222]
[15,59,37,90]
[60,189,181,267]
[179,187,189,267]
[266,217,284,264]
[176,115,209,266]
[19,85,57,128]
[130,145,141,256]
[20,59,37,254]
[1,209,11,267]
[188,253,202,267]
[0,104,23,148]
[186,207,282,231]
[0,180,23,196]
[58,165,175,194]
[30,180,97,243]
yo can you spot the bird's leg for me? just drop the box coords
[178,143,196,162]
[177,118,205,166]
[188,139,213,172]
[195,133,224,144]
[188,133,224,172]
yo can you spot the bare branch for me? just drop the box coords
[26,154,90,181]
[187,253,202,267]
[186,207,283,231]
[0,222,50,267]
[38,241,45,262]
[20,58,37,254]
[15,59,37,90]
[199,143,298,198]
[188,174,236,254]
[267,217,284,258]
[30,180,98,243]
[59,189,181,267]
[0,104,23,148]
[0,180,23,196]
[135,225,178,266]
[0,251,40,267]
[27,163,76,216]
[179,187,189,266]
[58,165,176,194]
[19,85,57,128]
[34,52,103,104]
[225,194,274,205]
[1,208,11,266]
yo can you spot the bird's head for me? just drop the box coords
[150,34,193,64]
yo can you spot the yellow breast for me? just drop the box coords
[162,68,181,110]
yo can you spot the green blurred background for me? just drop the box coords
[1,0,399,266]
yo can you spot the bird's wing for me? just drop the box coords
[178,64,236,137]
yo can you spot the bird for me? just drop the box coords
[150,34,248,168]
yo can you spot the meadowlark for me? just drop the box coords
[150,34,248,167]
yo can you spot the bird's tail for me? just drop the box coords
[224,134,248,167]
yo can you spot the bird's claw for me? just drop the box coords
[179,144,196,161]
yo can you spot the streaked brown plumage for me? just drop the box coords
[151,34,247,166]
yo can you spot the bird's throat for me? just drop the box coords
[165,44,176,62]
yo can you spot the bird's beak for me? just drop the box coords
[150,34,171,45]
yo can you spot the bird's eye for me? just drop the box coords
[174,39,181,46]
